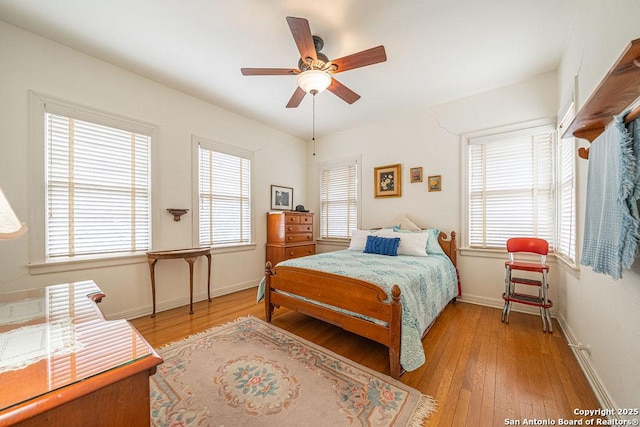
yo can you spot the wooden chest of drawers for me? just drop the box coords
[266,211,315,266]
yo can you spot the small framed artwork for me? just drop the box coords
[428,175,441,192]
[271,185,293,210]
[410,167,423,183]
[374,164,402,198]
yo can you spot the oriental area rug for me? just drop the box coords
[150,316,436,426]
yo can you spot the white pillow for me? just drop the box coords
[349,229,375,251]
[377,229,429,257]
[388,213,422,232]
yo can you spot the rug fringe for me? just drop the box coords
[407,394,438,427]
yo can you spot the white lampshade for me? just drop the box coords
[0,187,27,240]
[296,70,332,94]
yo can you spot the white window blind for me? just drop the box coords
[45,112,151,259]
[319,160,358,239]
[556,95,577,263]
[198,144,251,247]
[468,125,556,249]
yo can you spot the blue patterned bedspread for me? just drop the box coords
[257,250,458,371]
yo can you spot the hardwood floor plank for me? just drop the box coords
[130,288,603,427]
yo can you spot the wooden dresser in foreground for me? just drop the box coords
[266,211,316,266]
[0,281,162,427]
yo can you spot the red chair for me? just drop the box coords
[501,237,553,332]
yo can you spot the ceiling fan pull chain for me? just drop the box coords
[312,92,316,156]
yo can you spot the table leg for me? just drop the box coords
[147,258,158,318]
[185,256,197,315]
[206,253,212,303]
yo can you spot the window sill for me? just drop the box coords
[317,238,350,248]
[29,253,148,275]
[210,243,256,255]
[555,255,580,278]
[459,247,558,263]
[29,243,258,274]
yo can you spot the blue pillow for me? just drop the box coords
[364,235,401,256]
[425,228,446,255]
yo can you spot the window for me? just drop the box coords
[465,121,556,250]
[556,87,577,264]
[33,94,152,262]
[195,137,253,248]
[318,157,360,239]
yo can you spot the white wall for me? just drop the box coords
[308,109,459,233]
[556,0,640,410]
[311,71,559,308]
[0,21,307,319]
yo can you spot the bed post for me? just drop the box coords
[437,230,457,268]
[389,284,402,379]
[449,231,457,268]
[265,262,274,322]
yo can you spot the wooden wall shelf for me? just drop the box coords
[562,38,640,159]
[167,208,189,221]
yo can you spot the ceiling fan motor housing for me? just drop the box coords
[298,36,335,72]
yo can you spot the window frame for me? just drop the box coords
[191,135,255,254]
[28,91,158,274]
[460,118,558,254]
[556,81,578,268]
[316,155,362,242]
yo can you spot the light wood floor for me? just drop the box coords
[131,288,602,427]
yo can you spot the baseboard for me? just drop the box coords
[111,279,260,320]
[555,312,620,419]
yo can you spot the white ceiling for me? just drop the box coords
[0,0,581,140]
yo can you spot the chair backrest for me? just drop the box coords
[506,237,549,263]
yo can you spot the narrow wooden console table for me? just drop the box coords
[0,280,162,426]
[146,247,212,317]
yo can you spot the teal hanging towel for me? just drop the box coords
[581,114,639,279]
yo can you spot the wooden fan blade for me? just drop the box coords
[286,87,306,108]
[330,45,387,73]
[286,16,317,62]
[328,78,361,104]
[241,68,298,76]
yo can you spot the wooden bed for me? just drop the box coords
[263,231,458,379]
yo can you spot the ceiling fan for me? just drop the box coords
[241,16,387,108]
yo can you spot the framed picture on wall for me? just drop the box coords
[271,185,293,210]
[374,164,402,198]
[428,175,441,192]
[410,167,423,183]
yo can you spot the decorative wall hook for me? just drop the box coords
[167,208,189,221]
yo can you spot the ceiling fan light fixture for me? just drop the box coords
[296,70,332,94]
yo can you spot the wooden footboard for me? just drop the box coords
[264,263,403,378]
[263,230,458,379]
